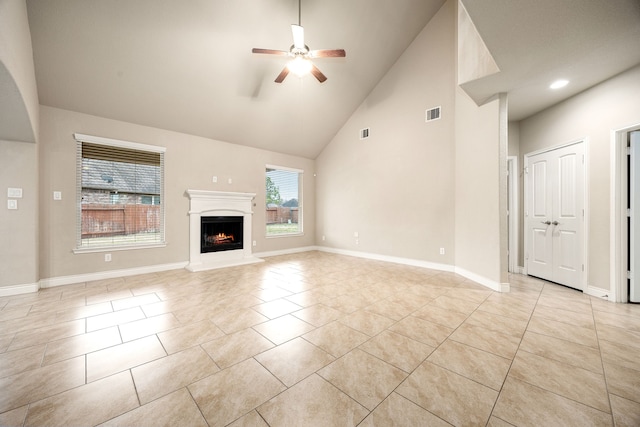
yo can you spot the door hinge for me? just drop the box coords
[627,146,632,156]
[582,264,585,272]
[628,208,632,217]
[628,271,633,280]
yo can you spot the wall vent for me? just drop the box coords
[425,106,441,122]
[360,128,370,140]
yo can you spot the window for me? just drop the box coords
[74,133,166,251]
[266,165,302,236]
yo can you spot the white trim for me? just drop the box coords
[73,242,167,254]
[0,282,40,296]
[317,246,454,272]
[73,133,166,153]
[39,262,187,288]
[585,286,611,300]
[507,156,519,273]
[254,246,318,258]
[611,122,640,303]
[454,266,510,292]
[265,164,304,173]
[185,190,258,272]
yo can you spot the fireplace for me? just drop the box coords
[185,190,263,271]
[201,216,243,253]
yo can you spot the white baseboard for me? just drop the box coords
[254,246,319,259]
[585,285,611,300]
[0,282,40,297]
[455,267,509,292]
[39,262,188,288]
[316,246,455,273]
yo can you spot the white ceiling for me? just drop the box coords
[460,0,640,121]
[25,0,640,158]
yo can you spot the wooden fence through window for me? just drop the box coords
[82,204,160,238]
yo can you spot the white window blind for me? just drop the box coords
[266,165,303,236]
[74,134,165,250]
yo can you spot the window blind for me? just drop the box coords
[75,135,165,250]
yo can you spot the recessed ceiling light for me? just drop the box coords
[550,79,569,89]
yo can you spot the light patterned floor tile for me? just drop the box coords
[318,349,406,410]
[396,361,498,426]
[303,321,370,357]
[131,346,220,404]
[257,374,368,427]
[189,358,286,427]
[358,330,434,373]
[24,371,138,427]
[360,392,450,427]
[255,337,334,386]
[493,377,612,427]
[3,253,640,426]
[99,388,207,427]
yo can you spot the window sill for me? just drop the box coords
[266,233,305,239]
[73,242,167,254]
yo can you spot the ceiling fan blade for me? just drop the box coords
[310,64,327,83]
[274,66,290,83]
[291,25,305,49]
[309,49,346,58]
[252,48,289,56]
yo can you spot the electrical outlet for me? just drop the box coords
[104,253,112,262]
[356,239,359,245]
[252,240,256,247]
[439,248,445,255]
[353,232,359,238]
[228,178,232,184]
[212,176,218,183]
[322,235,325,241]
[53,191,62,200]
[7,200,18,210]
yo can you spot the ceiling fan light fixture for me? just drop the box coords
[288,56,312,77]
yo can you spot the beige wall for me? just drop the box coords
[38,106,315,280]
[518,64,640,292]
[0,140,38,288]
[316,1,457,265]
[0,0,39,143]
[454,90,504,285]
[0,0,40,292]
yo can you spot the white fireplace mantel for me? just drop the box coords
[185,190,263,271]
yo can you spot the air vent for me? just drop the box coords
[426,106,441,122]
[360,128,370,140]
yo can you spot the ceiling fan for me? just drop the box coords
[252,0,346,83]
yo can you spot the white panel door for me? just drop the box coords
[630,131,640,302]
[527,155,553,280]
[526,142,584,290]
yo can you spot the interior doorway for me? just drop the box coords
[612,123,640,302]
[507,156,519,273]
[524,141,585,290]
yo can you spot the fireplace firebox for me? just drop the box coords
[201,216,243,253]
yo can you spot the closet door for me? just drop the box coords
[526,142,584,290]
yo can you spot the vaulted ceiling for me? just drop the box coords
[24,0,640,158]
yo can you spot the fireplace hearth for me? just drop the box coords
[201,216,243,253]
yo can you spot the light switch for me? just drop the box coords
[212,176,218,183]
[7,200,18,210]
[53,191,62,200]
[7,188,22,198]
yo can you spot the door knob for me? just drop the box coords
[552,221,559,226]
[541,220,551,225]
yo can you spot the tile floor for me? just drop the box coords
[1,251,640,426]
